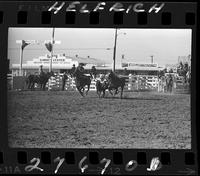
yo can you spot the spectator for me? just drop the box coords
[62,71,68,91]
[123,68,128,75]
[39,65,44,76]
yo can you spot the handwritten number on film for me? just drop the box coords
[25,158,43,172]
[100,158,111,174]
[25,156,162,173]
[54,157,65,174]
[79,156,88,173]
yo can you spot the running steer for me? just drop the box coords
[96,80,109,98]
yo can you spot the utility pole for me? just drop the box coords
[150,55,154,63]
[50,28,55,72]
[44,28,61,72]
[113,28,118,72]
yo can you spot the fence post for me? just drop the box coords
[128,74,132,90]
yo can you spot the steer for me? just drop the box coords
[96,79,109,98]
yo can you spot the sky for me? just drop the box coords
[8,28,192,67]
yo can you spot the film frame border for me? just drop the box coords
[0,1,198,175]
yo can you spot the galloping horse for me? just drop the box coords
[107,71,126,99]
[73,69,91,96]
[26,71,54,91]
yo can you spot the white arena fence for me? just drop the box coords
[46,73,159,91]
[7,73,189,93]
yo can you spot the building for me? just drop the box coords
[10,54,162,76]
[11,53,108,76]
[120,62,161,75]
[165,64,178,73]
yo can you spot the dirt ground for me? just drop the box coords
[7,90,191,149]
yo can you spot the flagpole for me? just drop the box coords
[50,28,55,72]
[19,46,23,76]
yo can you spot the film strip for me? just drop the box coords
[0,1,198,175]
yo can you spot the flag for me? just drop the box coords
[45,42,53,52]
[21,40,30,50]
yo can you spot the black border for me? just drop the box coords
[0,1,198,175]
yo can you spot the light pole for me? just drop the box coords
[112,28,126,72]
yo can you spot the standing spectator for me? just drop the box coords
[39,65,44,76]
[62,71,68,91]
[123,68,129,75]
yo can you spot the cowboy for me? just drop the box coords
[70,64,76,76]
[75,63,85,76]
[91,66,97,79]
[77,63,85,74]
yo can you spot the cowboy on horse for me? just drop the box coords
[70,64,76,77]
[72,63,91,96]
[75,63,85,76]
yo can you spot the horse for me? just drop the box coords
[26,71,54,91]
[107,71,126,99]
[26,74,40,90]
[73,69,92,96]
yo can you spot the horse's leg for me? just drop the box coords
[77,86,84,97]
[40,83,43,91]
[102,90,106,98]
[86,84,90,95]
[27,82,30,89]
[81,86,84,95]
[43,83,45,91]
[109,87,113,96]
[31,83,34,91]
[114,88,118,95]
[97,90,101,98]
[28,82,31,90]
[43,82,47,91]
[120,86,124,99]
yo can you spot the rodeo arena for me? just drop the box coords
[7,37,191,149]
